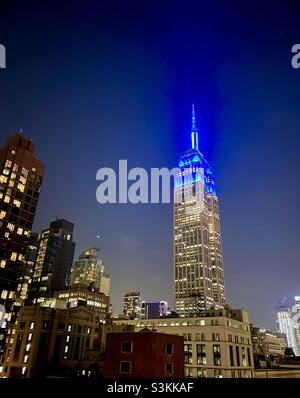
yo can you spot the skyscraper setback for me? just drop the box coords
[0,133,45,342]
[174,106,225,316]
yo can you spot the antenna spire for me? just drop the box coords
[191,104,199,150]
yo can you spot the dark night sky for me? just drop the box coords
[0,0,300,329]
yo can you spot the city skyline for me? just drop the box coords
[0,1,300,330]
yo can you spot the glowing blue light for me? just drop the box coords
[192,155,200,163]
[179,160,184,167]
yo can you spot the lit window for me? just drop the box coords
[67,324,72,332]
[22,367,26,375]
[0,211,6,219]
[17,228,23,235]
[11,172,16,180]
[1,290,8,299]
[8,180,14,187]
[19,176,27,185]
[64,346,68,353]
[4,232,9,239]
[21,168,28,177]
[10,252,17,261]
[4,195,10,203]
[0,260,6,268]
[13,199,21,208]
[3,168,10,176]
[24,355,28,363]
[0,175,8,183]
[29,322,34,330]
[25,344,31,352]
[11,150,16,155]
[5,160,12,168]
[17,183,25,192]
[7,223,15,232]
[27,333,32,341]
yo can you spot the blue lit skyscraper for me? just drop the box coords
[174,106,226,316]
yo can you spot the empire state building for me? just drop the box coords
[174,105,225,316]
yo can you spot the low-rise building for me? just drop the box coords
[113,307,254,378]
[103,329,184,378]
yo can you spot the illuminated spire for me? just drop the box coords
[191,104,199,150]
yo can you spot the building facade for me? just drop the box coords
[251,327,287,359]
[276,304,300,356]
[123,291,142,320]
[141,300,168,319]
[0,304,103,378]
[114,307,254,378]
[103,330,184,378]
[174,106,225,317]
[0,133,45,352]
[27,219,75,304]
[54,283,110,323]
[71,248,111,296]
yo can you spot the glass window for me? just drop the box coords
[184,344,193,364]
[121,341,133,353]
[165,363,173,375]
[196,344,207,365]
[166,343,173,355]
[213,344,221,366]
[119,361,131,374]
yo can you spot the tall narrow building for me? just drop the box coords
[27,219,75,303]
[0,133,45,341]
[174,105,225,316]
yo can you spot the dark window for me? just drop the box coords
[19,322,26,329]
[120,361,131,374]
[166,343,173,355]
[13,334,23,361]
[247,347,252,367]
[57,323,64,330]
[121,341,133,353]
[213,344,221,366]
[236,346,240,366]
[196,344,206,365]
[165,363,173,375]
[37,333,47,363]
[229,345,234,366]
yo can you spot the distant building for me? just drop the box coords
[27,219,75,303]
[0,304,103,378]
[114,307,254,378]
[123,292,141,320]
[0,133,45,351]
[276,304,300,356]
[141,300,168,319]
[103,329,184,378]
[71,248,111,296]
[54,283,110,323]
[251,326,287,359]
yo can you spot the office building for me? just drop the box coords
[71,248,111,296]
[27,219,75,303]
[276,304,300,356]
[141,300,168,319]
[0,132,45,350]
[174,105,225,316]
[123,292,141,320]
[0,303,102,378]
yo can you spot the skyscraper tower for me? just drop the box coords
[174,105,225,316]
[0,133,45,341]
